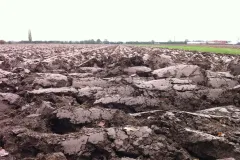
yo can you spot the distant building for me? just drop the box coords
[187,40,233,45]
[207,40,228,45]
[227,41,238,45]
[187,41,206,45]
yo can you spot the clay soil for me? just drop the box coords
[0,44,240,160]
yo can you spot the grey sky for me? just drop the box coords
[0,0,239,41]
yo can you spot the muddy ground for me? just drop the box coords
[0,44,240,160]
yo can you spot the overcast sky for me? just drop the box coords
[0,0,239,42]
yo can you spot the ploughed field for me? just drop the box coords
[0,44,240,160]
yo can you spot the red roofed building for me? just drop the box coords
[207,40,228,45]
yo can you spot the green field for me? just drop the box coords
[139,45,240,55]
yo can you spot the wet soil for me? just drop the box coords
[0,44,240,160]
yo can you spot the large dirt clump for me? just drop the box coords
[0,44,240,160]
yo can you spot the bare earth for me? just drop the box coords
[0,44,240,160]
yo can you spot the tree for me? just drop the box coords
[96,39,102,44]
[90,39,95,44]
[28,29,32,42]
[103,39,109,44]
[151,40,155,44]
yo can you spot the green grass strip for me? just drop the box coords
[137,45,240,55]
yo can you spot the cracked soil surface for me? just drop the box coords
[0,44,240,160]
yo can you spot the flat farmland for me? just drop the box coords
[139,44,240,55]
[1,44,240,159]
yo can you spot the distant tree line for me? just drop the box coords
[15,39,124,44]
[125,41,155,44]
[158,41,187,44]
[3,39,240,45]
[0,40,192,45]
[16,40,186,44]
[125,40,187,44]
